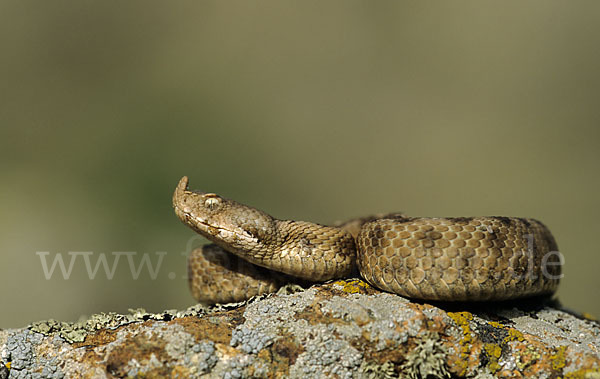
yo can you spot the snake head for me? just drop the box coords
[173,176,277,253]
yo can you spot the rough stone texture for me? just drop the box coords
[1,279,599,378]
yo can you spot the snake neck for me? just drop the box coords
[267,219,356,280]
[205,218,357,280]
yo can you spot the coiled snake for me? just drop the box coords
[173,176,561,304]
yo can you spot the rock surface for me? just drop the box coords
[1,279,599,378]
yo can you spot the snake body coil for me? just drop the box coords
[173,176,561,303]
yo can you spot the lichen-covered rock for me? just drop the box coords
[1,279,599,378]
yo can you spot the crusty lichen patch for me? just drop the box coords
[550,345,568,371]
[332,278,373,294]
[28,306,208,343]
[400,334,450,379]
[360,360,396,378]
[431,304,600,378]
[563,367,600,379]
[483,343,502,373]
[447,311,475,376]
[504,327,525,344]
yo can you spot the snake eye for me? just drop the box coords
[204,196,221,211]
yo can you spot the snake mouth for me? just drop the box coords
[180,209,258,247]
[174,202,232,240]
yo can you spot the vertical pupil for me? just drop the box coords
[206,198,219,209]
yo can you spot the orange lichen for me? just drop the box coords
[447,311,474,376]
[333,279,372,294]
[563,367,600,379]
[549,345,568,371]
[484,343,503,373]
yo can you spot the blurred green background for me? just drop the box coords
[1,1,599,328]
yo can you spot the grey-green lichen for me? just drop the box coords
[359,360,396,378]
[400,333,450,379]
[1,329,73,379]
[25,284,309,345]
[28,305,208,343]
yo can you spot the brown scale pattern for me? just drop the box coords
[188,244,288,304]
[356,217,560,301]
[273,220,356,281]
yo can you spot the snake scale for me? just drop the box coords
[173,176,561,304]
